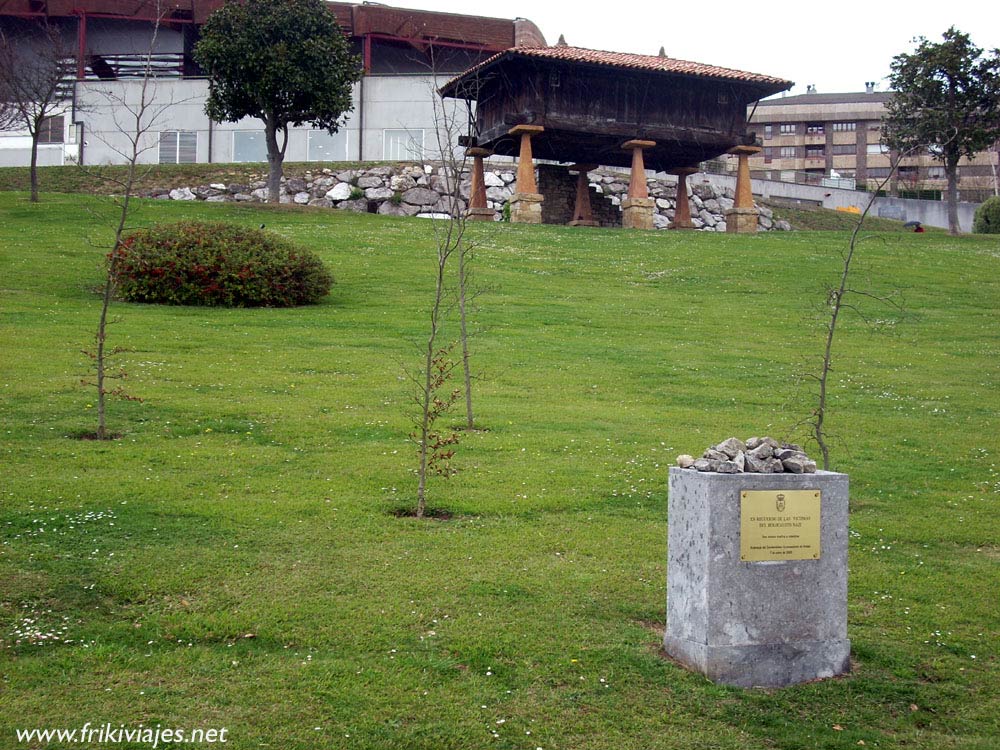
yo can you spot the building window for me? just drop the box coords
[868,168,891,178]
[763,147,773,163]
[779,146,796,158]
[866,143,889,155]
[383,129,424,160]
[806,122,824,135]
[805,146,825,158]
[307,129,349,161]
[832,122,856,132]
[927,166,946,178]
[158,131,197,164]
[764,124,772,140]
[779,124,796,135]
[233,131,268,163]
[37,115,64,144]
[831,144,856,155]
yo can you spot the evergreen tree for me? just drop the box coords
[195,0,362,203]
[883,28,1000,234]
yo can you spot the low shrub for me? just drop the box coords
[973,196,1000,234]
[113,221,333,307]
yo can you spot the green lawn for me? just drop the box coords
[1,192,998,749]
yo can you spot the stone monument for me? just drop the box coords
[664,464,850,687]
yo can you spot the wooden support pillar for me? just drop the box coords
[668,167,699,229]
[621,139,656,230]
[508,124,544,223]
[725,145,762,233]
[465,147,495,221]
[568,163,598,227]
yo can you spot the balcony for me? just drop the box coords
[69,53,190,81]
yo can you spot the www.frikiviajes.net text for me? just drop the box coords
[15,724,228,747]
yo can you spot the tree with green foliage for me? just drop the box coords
[883,27,1000,235]
[973,195,1000,233]
[194,0,361,204]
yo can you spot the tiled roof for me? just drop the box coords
[442,45,793,93]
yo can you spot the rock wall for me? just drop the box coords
[538,164,621,227]
[147,163,791,231]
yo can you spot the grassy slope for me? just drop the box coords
[0,162,370,195]
[0,192,997,749]
[0,163,918,232]
[763,201,921,232]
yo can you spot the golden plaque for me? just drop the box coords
[740,490,821,562]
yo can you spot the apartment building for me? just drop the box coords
[0,0,545,167]
[747,87,999,200]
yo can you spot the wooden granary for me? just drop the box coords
[440,45,792,231]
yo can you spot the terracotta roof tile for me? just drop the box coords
[442,45,793,94]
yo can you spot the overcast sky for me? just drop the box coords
[388,0,1000,97]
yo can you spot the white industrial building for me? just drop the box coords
[0,0,546,167]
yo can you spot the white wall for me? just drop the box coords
[692,171,979,233]
[65,74,465,167]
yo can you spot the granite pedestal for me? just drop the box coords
[664,467,850,687]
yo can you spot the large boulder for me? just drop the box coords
[401,187,440,206]
[337,198,368,212]
[365,187,394,201]
[169,187,197,201]
[378,201,420,217]
[325,182,353,201]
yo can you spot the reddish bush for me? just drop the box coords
[113,222,333,307]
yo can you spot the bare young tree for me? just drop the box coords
[411,224,462,518]
[407,53,494,515]
[79,13,174,439]
[429,83,480,431]
[0,20,73,202]
[808,153,916,468]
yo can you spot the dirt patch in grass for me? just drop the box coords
[390,507,454,520]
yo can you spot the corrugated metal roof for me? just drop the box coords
[442,45,793,94]
[759,91,894,106]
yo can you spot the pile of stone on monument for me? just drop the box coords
[676,437,817,474]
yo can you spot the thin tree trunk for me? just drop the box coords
[29,131,39,203]
[264,112,283,205]
[415,252,448,519]
[458,244,474,431]
[946,158,960,235]
[95,274,112,439]
[416,337,434,519]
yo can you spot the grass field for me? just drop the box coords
[0,161,919,233]
[1,191,998,749]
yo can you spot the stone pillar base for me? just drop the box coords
[663,636,851,689]
[725,207,760,234]
[466,207,496,222]
[621,197,655,230]
[568,219,599,227]
[509,192,543,224]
